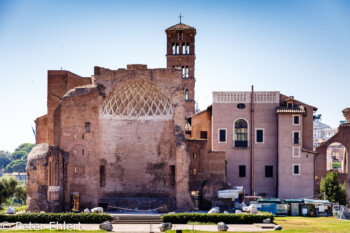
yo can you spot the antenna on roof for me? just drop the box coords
[179,13,183,23]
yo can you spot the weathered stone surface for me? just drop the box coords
[26,144,52,213]
[263,218,271,223]
[99,221,113,231]
[249,205,258,214]
[6,207,16,214]
[208,207,220,214]
[343,108,350,123]
[275,225,282,230]
[63,84,100,99]
[159,223,172,232]
[84,208,91,213]
[217,222,228,231]
[201,180,229,210]
[91,207,103,213]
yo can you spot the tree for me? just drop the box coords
[339,181,348,206]
[14,143,34,153]
[0,177,18,205]
[5,160,26,173]
[320,172,348,205]
[11,143,35,161]
[11,151,26,160]
[14,184,26,204]
[0,151,11,169]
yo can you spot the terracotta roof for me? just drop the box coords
[276,105,305,114]
[166,23,196,31]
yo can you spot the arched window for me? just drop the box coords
[172,43,175,54]
[234,119,248,148]
[176,43,179,54]
[185,89,189,101]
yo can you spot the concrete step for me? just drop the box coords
[110,214,162,224]
[254,223,276,229]
[111,220,162,224]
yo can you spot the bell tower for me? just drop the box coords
[165,17,196,117]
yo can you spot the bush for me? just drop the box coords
[161,213,274,224]
[0,213,112,223]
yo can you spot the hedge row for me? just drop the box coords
[161,213,274,224]
[0,213,112,223]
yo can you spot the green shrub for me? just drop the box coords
[161,213,274,224]
[0,213,112,223]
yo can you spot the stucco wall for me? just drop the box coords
[278,113,315,199]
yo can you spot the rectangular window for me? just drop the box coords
[193,169,197,175]
[293,147,300,157]
[293,132,300,144]
[100,165,106,187]
[256,129,264,143]
[293,115,300,125]
[219,129,226,143]
[85,122,91,133]
[239,165,246,177]
[265,166,273,177]
[293,164,300,175]
[170,165,175,187]
[200,131,208,139]
[193,153,197,159]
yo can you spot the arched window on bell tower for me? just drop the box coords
[185,89,189,100]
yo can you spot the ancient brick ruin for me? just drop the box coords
[26,23,225,212]
[315,108,350,201]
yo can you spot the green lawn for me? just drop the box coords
[1,231,105,232]
[166,216,350,233]
[273,216,350,232]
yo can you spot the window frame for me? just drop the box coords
[200,131,208,139]
[292,146,300,157]
[255,128,264,144]
[234,118,249,148]
[293,131,300,144]
[293,115,300,125]
[239,165,246,178]
[292,164,301,175]
[218,128,227,143]
[185,89,189,101]
[265,165,273,178]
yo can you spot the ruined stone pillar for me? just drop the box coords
[173,93,194,210]
[343,108,350,123]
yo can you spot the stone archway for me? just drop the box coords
[315,108,350,199]
[326,142,347,173]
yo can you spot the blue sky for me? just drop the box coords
[0,0,349,151]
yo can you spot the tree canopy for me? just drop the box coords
[5,160,26,173]
[15,143,35,153]
[0,176,18,205]
[320,171,348,205]
[0,151,11,169]
[1,143,35,173]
